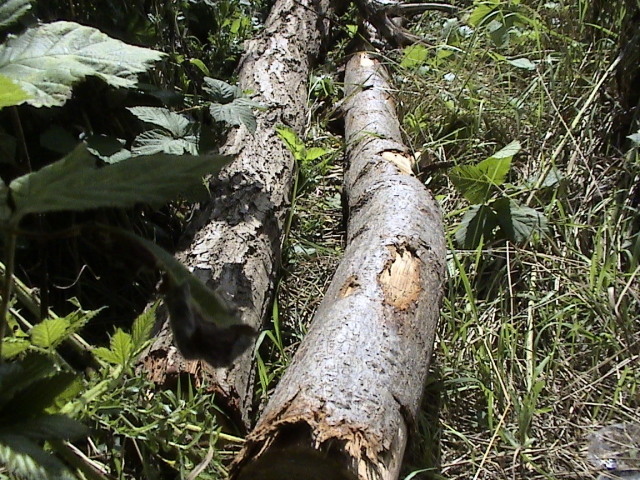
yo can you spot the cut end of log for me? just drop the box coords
[379,246,421,310]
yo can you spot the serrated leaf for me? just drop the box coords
[30,317,70,348]
[0,434,75,480]
[209,98,260,133]
[450,141,519,203]
[455,204,499,248]
[0,338,30,359]
[493,198,548,243]
[132,129,199,155]
[0,21,165,108]
[127,106,190,137]
[10,415,87,442]
[9,145,231,219]
[0,354,57,407]
[0,0,31,30]
[449,165,491,203]
[85,134,131,164]
[109,329,134,365]
[401,44,428,68]
[0,73,29,108]
[203,77,240,102]
[131,303,156,351]
[1,372,77,417]
[92,346,120,365]
[62,305,103,333]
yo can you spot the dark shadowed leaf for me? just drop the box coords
[132,129,199,155]
[455,204,499,248]
[203,77,241,102]
[209,97,261,133]
[9,145,231,219]
[493,198,548,242]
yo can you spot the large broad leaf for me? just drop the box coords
[132,129,199,155]
[449,140,520,203]
[8,145,230,219]
[493,198,547,243]
[1,372,77,417]
[0,354,56,407]
[209,97,261,134]
[127,106,190,137]
[30,317,70,349]
[10,415,87,442]
[0,434,75,480]
[0,0,31,30]
[0,21,165,107]
[0,74,29,108]
[202,77,241,103]
[455,204,499,248]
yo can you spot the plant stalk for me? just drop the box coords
[0,231,17,363]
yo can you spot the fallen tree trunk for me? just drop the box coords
[140,0,333,428]
[231,45,446,480]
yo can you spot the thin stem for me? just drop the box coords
[0,231,17,363]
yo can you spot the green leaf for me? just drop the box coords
[7,415,87,442]
[455,204,499,248]
[0,434,75,480]
[209,97,261,133]
[131,303,156,352]
[202,77,240,102]
[0,354,56,407]
[39,125,77,155]
[189,58,209,76]
[0,21,165,108]
[0,372,77,417]
[627,130,640,147]
[9,145,231,219]
[449,141,520,203]
[0,73,29,109]
[449,165,491,203]
[507,57,535,70]
[132,129,199,155]
[105,227,238,328]
[85,134,131,164]
[305,147,328,161]
[109,329,134,365]
[401,44,428,68]
[92,347,120,365]
[493,198,548,243]
[0,338,30,359]
[127,106,190,137]
[276,125,305,159]
[468,2,498,27]
[0,0,31,30]
[30,317,70,349]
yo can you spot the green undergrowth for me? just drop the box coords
[388,0,640,479]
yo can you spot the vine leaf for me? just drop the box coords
[0,21,165,108]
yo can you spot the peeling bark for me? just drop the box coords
[231,46,446,480]
[139,0,333,428]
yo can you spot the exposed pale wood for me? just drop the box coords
[231,46,446,480]
[139,0,334,428]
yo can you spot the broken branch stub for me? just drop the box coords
[231,47,446,480]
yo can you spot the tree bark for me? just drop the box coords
[139,0,333,429]
[231,46,446,480]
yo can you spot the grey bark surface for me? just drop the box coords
[139,0,333,428]
[232,48,446,480]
